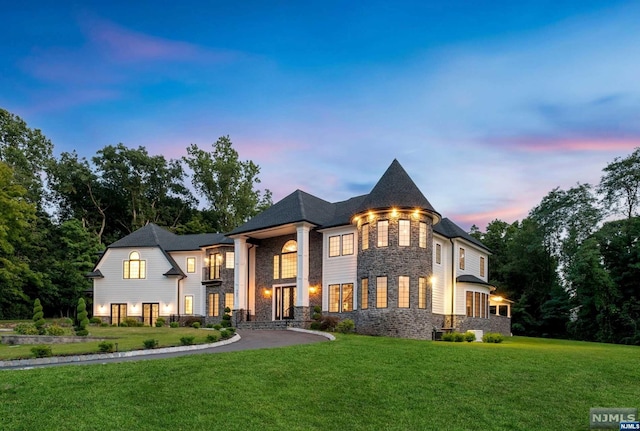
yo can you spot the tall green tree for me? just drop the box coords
[0,162,39,318]
[0,108,53,207]
[183,136,272,232]
[598,147,640,220]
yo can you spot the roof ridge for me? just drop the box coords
[296,190,306,221]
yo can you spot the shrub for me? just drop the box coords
[76,298,89,334]
[57,317,74,327]
[311,312,322,321]
[465,332,476,342]
[31,345,52,358]
[220,329,231,339]
[33,298,46,334]
[213,324,222,330]
[183,316,202,327]
[309,322,322,330]
[313,305,322,314]
[45,324,65,336]
[143,339,158,349]
[226,327,236,334]
[75,328,89,336]
[441,332,454,341]
[453,332,465,342]
[119,321,128,327]
[191,322,201,329]
[155,321,164,327]
[89,317,102,325]
[482,332,504,343]
[206,333,220,343]
[320,316,340,331]
[180,336,195,346]
[206,323,215,328]
[336,319,355,334]
[169,322,179,328]
[124,318,143,327]
[156,317,166,326]
[100,322,109,327]
[98,341,115,353]
[14,323,39,335]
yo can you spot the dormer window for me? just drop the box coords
[123,251,146,279]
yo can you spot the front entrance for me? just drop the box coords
[142,303,159,326]
[274,285,295,320]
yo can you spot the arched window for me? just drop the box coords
[273,240,297,279]
[124,251,146,279]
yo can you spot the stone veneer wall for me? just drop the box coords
[441,314,511,337]
[253,231,323,322]
[204,246,235,325]
[355,210,436,339]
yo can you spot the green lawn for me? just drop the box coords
[1,335,638,431]
[0,326,220,360]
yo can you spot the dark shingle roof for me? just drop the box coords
[228,190,336,236]
[456,274,492,286]
[321,195,367,229]
[109,224,231,250]
[433,218,490,252]
[354,159,439,218]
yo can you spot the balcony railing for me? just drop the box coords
[202,266,221,282]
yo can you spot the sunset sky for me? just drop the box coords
[2,1,639,230]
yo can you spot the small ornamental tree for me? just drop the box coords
[76,298,89,336]
[32,298,45,334]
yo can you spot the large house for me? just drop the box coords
[88,160,511,339]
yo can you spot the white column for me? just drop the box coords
[234,237,248,311]
[296,224,310,307]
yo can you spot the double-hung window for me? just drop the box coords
[328,283,354,313]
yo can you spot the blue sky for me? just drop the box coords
[2,1,639,230]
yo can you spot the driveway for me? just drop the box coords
[1,329,330,370]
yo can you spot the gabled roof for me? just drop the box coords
[228,190,336,236]
[433,218,490,252]
[354,159,440,220]
[94,223,231,278]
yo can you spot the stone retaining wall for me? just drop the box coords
[1,335,111,345]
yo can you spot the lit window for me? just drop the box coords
[329,284,340,312]
[281,253,297,278]
[466,291,489,318]
[376,276,387,308]
[418,277,427,309]
[225,292,234,314]
[342,234,354,255]
[480,256,485,277]
[398,276,409,308]
[209,253,222,279]
[329,236,340,257]
[361,278,368,310]
[377,220,388,247]
[282,240,297,253]
[226,252,234,269]
[186,257,196,273]
[399,220,410,246]
[362,224,369,250]
[459,247,465,270]
[123,251,146,279]
[419,222,427,248]
[342,283,353,312]
[185,295,193,315]
[435,243,442,265]
[273,255,280,279]
[208,293,220,317]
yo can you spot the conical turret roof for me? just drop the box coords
[355,159,440,221]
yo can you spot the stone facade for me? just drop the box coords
[204,245,235,325]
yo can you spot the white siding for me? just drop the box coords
[93,247,179,318]
[322,226,358,311]
[432,238,448,314]
[170,251,205,315]
[453,240,490,314]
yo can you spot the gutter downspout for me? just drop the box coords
[247,244,255,322]
[450,238,455,329]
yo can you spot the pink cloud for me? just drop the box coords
[492,136,640,153]
[449,206,529,231]
[80,16,238,64]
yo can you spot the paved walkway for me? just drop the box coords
[0,329,332,370]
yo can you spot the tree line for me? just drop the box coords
[471,147,640,345]
[0,108,271,319]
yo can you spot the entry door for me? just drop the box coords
[275,286,296,320]
[142,303,159,326]
[111,303,127,325]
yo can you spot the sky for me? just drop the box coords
[2,1,639,230]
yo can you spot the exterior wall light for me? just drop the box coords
[264,288,272,297]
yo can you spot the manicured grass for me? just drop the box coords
[0,326,220,360]
[1,335,638,430]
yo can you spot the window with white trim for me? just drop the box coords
[480,256,485,277]
[399,220,410,246]
[466,291,488,318]
[185,295,193,315]
[459,247,465,270]
[398,276,409,308]
[186,257,196,273]
[226,252,234,269]
[376,276,387,308]
[435,243,442,265]
[123,251,146,279]
[419,222,427,248]
[377,220,388,247]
